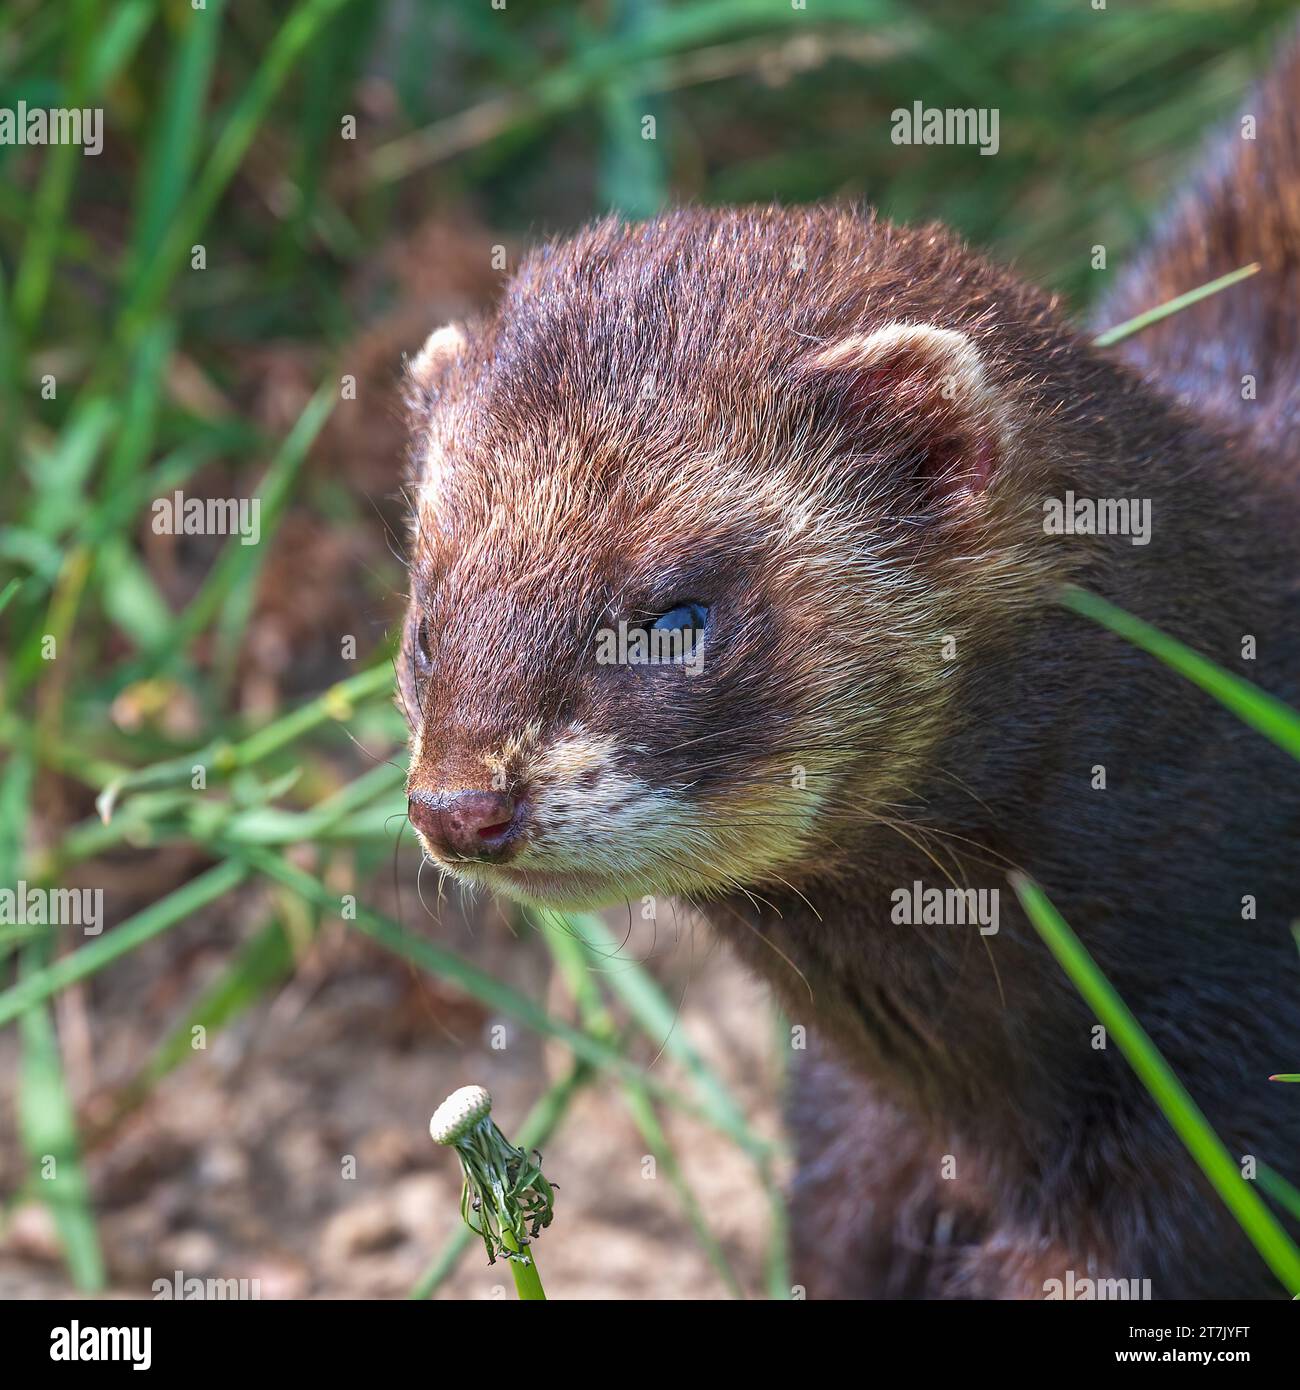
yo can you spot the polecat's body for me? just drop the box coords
[399,43,1300,1297]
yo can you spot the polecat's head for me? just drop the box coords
[399,208,1069,908]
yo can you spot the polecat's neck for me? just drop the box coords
[708,403,1300,1159]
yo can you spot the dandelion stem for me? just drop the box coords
[501,1228,547,1300]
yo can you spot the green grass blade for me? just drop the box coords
[1259,1164,1300,1225]
[17,959,106,1290]
[536,909,788,1292]
[598,0,667,218]
[0,860,250,1029]
[95,535,177,650]
[10,0,98,339]
[218,760,404,845]
[121,916,297,1109]
[209,381,338,688]
[93,659,393,822]
[25,397,116,540]
[537,909,745,1296]
[1061,585,1300,761]
[1011,872,1300,1296]
[84,0,153,94]
[0,247,14,466]
[1093,263,1260,348]
[243,847,770,1153]
[537,909,765,1159]
[118,0,354,340]
[124,0,227,287]
[618,1077,745,1296]
[764,1004,793,1300]
[366,0,898,185]
[98,319,174,496]
[3,745,104,1288]
[125,380,337,685]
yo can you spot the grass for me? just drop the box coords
[1046,581,1300,1292]
[1012,874,1300,1296]
[1061,585,1300,760]
[2,0,1299,1298]
[1091,262,1261,347]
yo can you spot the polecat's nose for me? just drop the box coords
[408,788,523,861]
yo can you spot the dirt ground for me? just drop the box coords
[0,868,788,1301]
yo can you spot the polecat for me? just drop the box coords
[396,43,1300,1298]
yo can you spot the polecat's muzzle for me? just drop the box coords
[408,788,526,862]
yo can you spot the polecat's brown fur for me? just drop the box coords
[397,42,1300,1297]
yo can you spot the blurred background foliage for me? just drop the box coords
[1,0,1298,1299]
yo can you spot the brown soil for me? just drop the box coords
[0,877,786,1300]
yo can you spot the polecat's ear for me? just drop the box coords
[796,322,1008,509]
[407,323,467,400]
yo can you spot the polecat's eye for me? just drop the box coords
[413,616,432,673]
[651,602,708,635]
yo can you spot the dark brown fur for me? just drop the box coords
[399,45,1300,1298]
